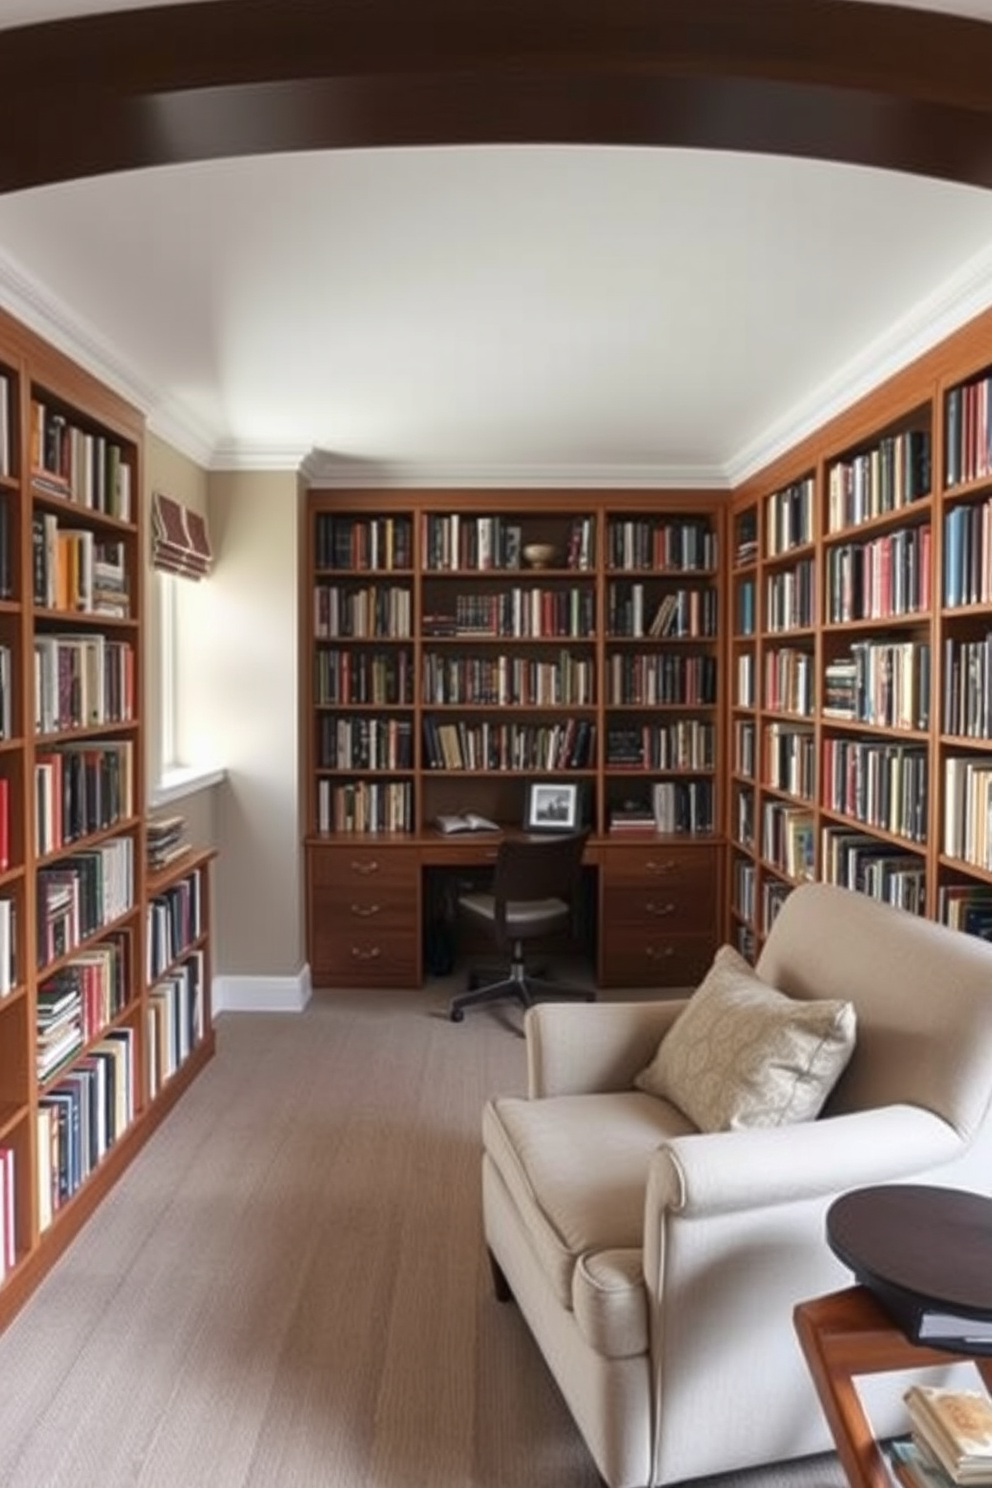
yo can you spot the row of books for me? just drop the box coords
[821,738,929,843]
[605,719,715,771]
[423,652,595,706]
[146,814,188,873]
[605,653,717,706]
[734,719,756,778]
[607,584,718,639]
[0,1146,13,1282]
[607,778,715,835]
[946,370,992,489]
[36,836,134,969]
[315,778,413,835]
[147,867,203,980]
[944,499,992,608]
[313,582,412,640]
[826,427,931,532]
[765,476,815,557]
[421,513,527,572]
[888,1383,992,1487]
[314,648,413,706]
[944,757,992,871]
[422,717,595,772]
[314,513,414,572]
[32,516,129,616]
[825,522,931,623]
[147,951,205,1099]
[606,516,717,573]
[944,633,992,740]
[33,632,134,734]
[937,884,992,940]
[317,715,414,771]
[823,641,931,732]
[0,897,16,997]
[762,646,815,717]
[821,826,925,913]
[34,741,134,855]
[765,558,816,632]
[30,397,133,521]
[0,645,11,741]
[0,372,9,481]
[764,723,816,801]
[761,801,815,882]
[422,587,596,639]
[37,1027,135,1231]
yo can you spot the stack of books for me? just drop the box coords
[886,1385,992,1488]
[147,815,189,873]
[608,803,657,835]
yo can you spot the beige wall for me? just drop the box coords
[196,469,303,978]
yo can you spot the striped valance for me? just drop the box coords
[151,491,213,580]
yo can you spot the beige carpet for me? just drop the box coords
[0,985,848,1488]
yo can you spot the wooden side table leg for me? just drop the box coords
[794,1298,893,1488]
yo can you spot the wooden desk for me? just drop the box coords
[305,832,721,988]
[794,1286,992,1488]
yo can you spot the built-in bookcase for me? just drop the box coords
[0,306,215,1338]
[729,311,992,957]
[303,490,728,988]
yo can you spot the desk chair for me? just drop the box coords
[448,829,595,1022]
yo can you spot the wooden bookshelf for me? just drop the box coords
[729,305,992,959]
[303,489,729,989]
[0,306,215,1335]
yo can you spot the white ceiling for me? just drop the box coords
[3,2,992,485]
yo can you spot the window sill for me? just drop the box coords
[150,766,227,807]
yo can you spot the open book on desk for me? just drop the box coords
[434,812,500,835]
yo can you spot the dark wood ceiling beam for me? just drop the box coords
[1,0,992,193]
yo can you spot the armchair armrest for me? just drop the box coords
[525,998,687,1097]
[646,1103,961,1221]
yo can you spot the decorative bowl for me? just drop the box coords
[522,542,558,569]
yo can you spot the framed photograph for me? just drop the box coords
[524,780,581,833]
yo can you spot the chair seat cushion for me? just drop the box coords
[459,891,570,932]
[483,1090,695,1308]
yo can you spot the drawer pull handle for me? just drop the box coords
[350,946,382,960]
[646,945,675,959]
[646,902,676,917]
[645,860,677,875]
[350,903,382,917]
[351,860,380,875]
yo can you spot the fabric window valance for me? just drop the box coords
[151,491,213,579]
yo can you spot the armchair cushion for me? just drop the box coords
[634,944,856,1131]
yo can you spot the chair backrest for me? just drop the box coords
[491,829,590,928]
[756,881,992,1140]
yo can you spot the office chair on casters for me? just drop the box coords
[448,829,595,1023]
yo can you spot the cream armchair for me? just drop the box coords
[481,883,992,1488]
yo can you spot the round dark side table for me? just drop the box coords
[794,1184,992,1488]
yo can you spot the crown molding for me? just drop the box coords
[727,239,992,487]
[301,455,731,489]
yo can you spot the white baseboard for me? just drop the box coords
[212,966,313,1014]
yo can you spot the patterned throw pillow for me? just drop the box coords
[634,944,856,1131]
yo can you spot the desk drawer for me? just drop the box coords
[601,843,718,891]
[310,845,420,892]
[602,883,715,935]
[600,930,716,990]
[312,923,420,988]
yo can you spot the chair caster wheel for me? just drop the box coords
[450,1006,464,1022]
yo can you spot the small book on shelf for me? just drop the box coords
[433,812,500,835]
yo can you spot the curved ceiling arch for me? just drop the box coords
[3,0,992,194]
